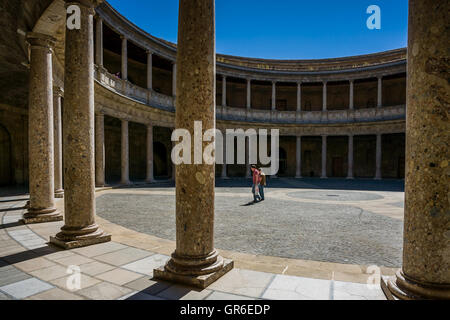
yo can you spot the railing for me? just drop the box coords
[94,66,405,124]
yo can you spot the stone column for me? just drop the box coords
[377,76,382,108]
[121,119,130,185]
[221,139,227,178]
[95,113,105,187]
[349,80,354,110]
[22,33,62,224]
[53,87,64,198]
[121,36,127,80]
[297,82,302,112]
[347,134,354,179]
[172,63,177,97]
[295,136,302,178]
[375,133,382,180]
[50,0,110,249]
[222,75,227,107]
[147,51,153,90]
[321,135,327,179]
[383,0,450,300]
[154,0,233,288]
[322,81,327,111]
[246,79,251,109]
[146,125,154,183]
[271,81,276,111]
[95,17,103,67]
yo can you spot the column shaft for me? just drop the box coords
[246,79,251,109]
[271,81,276,111]
[23,33,62,224]
[121,36,127,80]
[349,80,354,110]
[51,0,110,249]
[347,135,354,179]
[147,51,153,90]
[222,75,227,107]
[95,113,105,187]
[154,0,233,288]
[296,136,302,178]
[321,135,327,178]
[384,0,450,300]
[121,119,130,185]
[322,81,327,111]
[297,82,302,112]
[375,134,382,180]
[95,17,103,66]
[377,76,382,107]
[53,87,64,198]
[146,125,154,183]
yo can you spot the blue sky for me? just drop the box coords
[107,0,408,59]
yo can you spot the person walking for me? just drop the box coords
[258,167,266,201]
[251,165,261,203]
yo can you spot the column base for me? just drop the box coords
[346,176,354,180]
[295,175,302,179]
[154,259,234,289]
[320,176,327,179]
[381,270,450,300]
[50,225,111,250]
[54,190,64,198]
[21,208,63,224]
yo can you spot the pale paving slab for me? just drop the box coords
[79,261,116,276]
[0,265,31,287]
[94,247,153,266]
[50,274,101,291]
[29,264,70,281]
[96,268,143,286]
[14,257,56,273]
[27,287,85,300]
[0,277,54,299]
[262,275,331,300]
[157,284,212,300]
[122,254,169,276]
[77,281,133,300]
[208,268,274,298]
[53,254,94,267]
[206,291,256,300]
[333,281,386,300]
[71,242,127,258]
[124,276,171,295]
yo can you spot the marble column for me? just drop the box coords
[271,81,276,111]
[222,75,227,107]
[53,87,64,198]
[383,0,450,300]
[121,36,127,80]
[147,51,153,90]
[95,17,103,67]
[322,81,327,111]
[146,125,154,183]
[321,135,327,179]
[172,63,177,97]
[295,136,302,178]
[375,133,382,180]
[121,119,130,185]
[50,0,110,249]
[246,79,251,109]
[297,82,302,112]
[377,76,382,108]
[347,134,354,179]
[154,0,233,288]
[22,33,62,224]
[349,80,354,110]
[95,113,105,187]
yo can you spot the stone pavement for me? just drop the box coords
[0,179,401,300]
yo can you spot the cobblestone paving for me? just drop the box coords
[96,179,404,268]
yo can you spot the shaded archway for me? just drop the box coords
[0,124,12,186]
[154,142,169,178]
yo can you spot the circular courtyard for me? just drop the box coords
[96,180,404,268]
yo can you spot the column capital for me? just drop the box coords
[222,75,227,80]
[349,79,355,84]
[120,35,127,41]
[26,32,56,50]
[297,81,302,85]
[323,80,328,85]
[65,0,103,9]
[146,49,153,55]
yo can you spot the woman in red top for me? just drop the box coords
[251,165,261,202]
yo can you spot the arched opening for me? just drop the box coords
[0,124,12,186]
[154,142,169,178]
